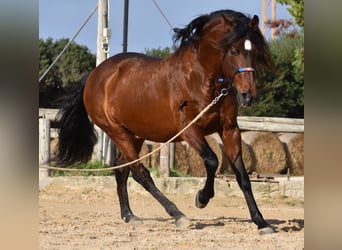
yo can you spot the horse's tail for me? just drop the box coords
[56,77,97,166]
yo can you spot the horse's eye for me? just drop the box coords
[230,48,238,56]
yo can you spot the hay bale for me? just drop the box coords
[241,139,255,173]
[150,142,161,168]
[50,138,58,161]
[241,131,286,174]
[139,142,152,168]
[173,142,190,175]
[278,133,304,175]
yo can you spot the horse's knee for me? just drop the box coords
[203,154,218,171]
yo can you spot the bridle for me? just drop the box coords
[217,39,256,92]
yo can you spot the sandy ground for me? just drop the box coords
[39,184,304,250]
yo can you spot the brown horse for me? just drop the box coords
[56,9,274,234]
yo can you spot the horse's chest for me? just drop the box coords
[197,112,220,132]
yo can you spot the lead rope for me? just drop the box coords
[39,88,229,172]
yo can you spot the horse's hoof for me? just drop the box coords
[195,191,207,209]
[259,226,275,235]
[175,216,192,228]
[123,215,143,225]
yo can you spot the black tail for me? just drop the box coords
[56,77,97,166]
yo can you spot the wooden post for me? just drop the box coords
[271,0,276,39]
[169,142,175,170]
[261,0,267,37]
[96,0,109,65]
[39,118,50,178]
[159,144,170,177]
[93,0,112,164]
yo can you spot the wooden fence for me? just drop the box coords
[39,108,304,177]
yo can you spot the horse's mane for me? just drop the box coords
[173,9,272,70]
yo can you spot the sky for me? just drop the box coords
[39,0,293,56]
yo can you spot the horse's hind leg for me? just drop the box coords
[108,126,191,228]
[220,126,275,234]
[129,162,191,228]
[114,151,143,224]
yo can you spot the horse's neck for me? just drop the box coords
[173,46,222,77]
[168,47,220,104]
[197,44,223,76]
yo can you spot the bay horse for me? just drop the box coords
[56,9,274,234]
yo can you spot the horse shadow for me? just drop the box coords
[267,218,304,233]
[191,217,304,232]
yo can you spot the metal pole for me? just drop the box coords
[122,0,129,53]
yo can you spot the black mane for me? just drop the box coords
[173,9,254,47]
[173,9,272,70]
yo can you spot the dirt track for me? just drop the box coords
[39,181,303,250]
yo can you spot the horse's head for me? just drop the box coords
[173,10,272,107]
[220,36,257,107]
[217,12,272,107]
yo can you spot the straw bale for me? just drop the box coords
[150,143,161,168]
[278,133,304,175]
[139,142,152,168]
[50,138,58,161]
[241,131,286,174]
[173,142,190,175]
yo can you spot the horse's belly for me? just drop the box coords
[117,104,178,142]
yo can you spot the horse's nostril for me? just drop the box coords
[241,92,249,101]
[240,92,253,106]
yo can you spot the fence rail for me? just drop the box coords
[39,108,304,133]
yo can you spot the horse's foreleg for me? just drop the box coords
[195,141,218,208]
[220,127,275,234]
[182,131,218,208]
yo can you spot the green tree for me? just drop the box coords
[39,38,96,107]
[143,46,177,59]
[277,0,304,27]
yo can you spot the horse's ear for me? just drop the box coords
[249,15,259,30]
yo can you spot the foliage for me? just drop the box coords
[39,37,95,107]
[50,161,113,176]
[143,46,177,58]
[277,0,304,27]
[239,32,304,118]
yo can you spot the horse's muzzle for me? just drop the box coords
[237,92,254,107]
